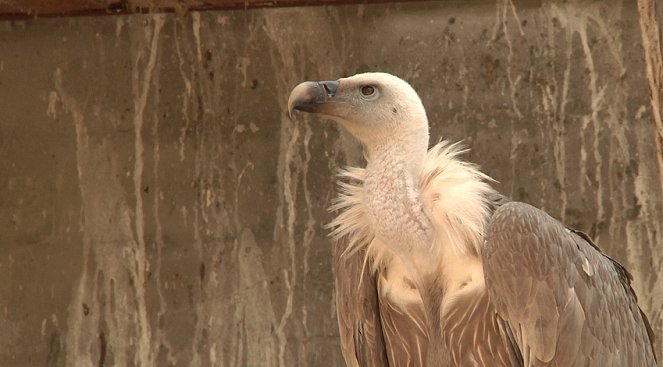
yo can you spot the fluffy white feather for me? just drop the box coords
[328,140,494,278]
[419,141,494,257]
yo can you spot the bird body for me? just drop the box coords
[287,72,657,366]
[331,143,513,366]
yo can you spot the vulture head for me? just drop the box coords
[288,72,437,257]
[288,72,430,155]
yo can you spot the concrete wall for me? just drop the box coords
[0,1,661,365]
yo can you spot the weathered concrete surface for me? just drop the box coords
[0,1,661,366]
[638,0,663,194]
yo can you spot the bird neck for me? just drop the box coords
[363,139,433,257]
[365,134,428,178]
[364,137,492,292]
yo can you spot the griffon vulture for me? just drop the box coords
[287,72,656,366]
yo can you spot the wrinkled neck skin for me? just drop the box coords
[334,110,441,276]
[362,130,440,275]
[365,133,428,180]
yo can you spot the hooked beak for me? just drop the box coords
[287,80,340,118]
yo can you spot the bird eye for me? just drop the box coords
[360,85,376,96]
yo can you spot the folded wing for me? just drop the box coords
[334,237,433,367]
[483,202,656,366]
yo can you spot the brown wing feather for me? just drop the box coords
[376,257,430,367]
[335,234,437,367]
[441,288,519,367]
[483,202,657,366]
[334,236,389,367]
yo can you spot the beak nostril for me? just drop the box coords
[317,80,339,99]
[322,84,332,96]
[288,80,338,115]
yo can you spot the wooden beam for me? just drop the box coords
[637,0,663,194]
[0,0,394,19]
